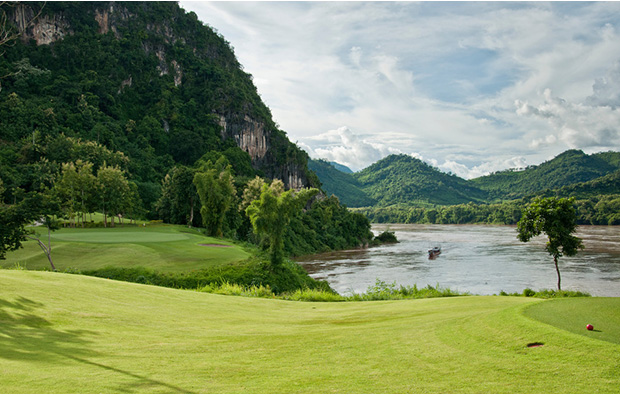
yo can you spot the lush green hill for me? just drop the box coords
[470,150,620,200]
[353,154,489,206]
[0,1,317,215]
[2,270,619,393]
[329,161,353,174]
[308,159,375,207]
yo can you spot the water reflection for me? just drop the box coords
[296,225,620,296]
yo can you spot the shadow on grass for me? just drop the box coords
[0,296,194,393]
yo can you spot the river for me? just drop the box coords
[296,224,620,297]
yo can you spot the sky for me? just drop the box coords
[179,1,620,178]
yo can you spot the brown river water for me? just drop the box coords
[296,224,620,296]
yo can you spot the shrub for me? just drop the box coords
[282,288,346,302]
[348,280,469,301]
[498,288,591,298]
[373,230,398,245]
[199,282,275,298]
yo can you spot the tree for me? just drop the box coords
[0,190,60,271]
[193,156,235,237]
[0,201,30,260]
[157,165,198,227]
[517,197,584,290]
[97,165,130,227]
[246,180,318,267]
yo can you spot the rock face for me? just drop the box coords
[219,114,269,162]
[7,2,313,189]
[13,4,71,45]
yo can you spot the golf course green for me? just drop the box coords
[1,270,618,393]
[0,225,250,272]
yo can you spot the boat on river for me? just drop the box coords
[428,247,441,259]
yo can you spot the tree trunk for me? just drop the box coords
[554,256,561,291]
[27,236,56,271]
[189,198,194,228]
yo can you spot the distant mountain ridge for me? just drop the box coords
[470,149,620,200]
[312,150,620,208]
[329,161,353,174]
[308,159,375,207]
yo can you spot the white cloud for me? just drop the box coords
[301,126,401,171]
[180,1,620,177]
[516,75,620,151]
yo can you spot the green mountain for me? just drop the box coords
[470,149,620,200]
[0,1,318,211]
[308,159,375,207]
[311,150,620,211]
[353,154,489,206]
[329,161,353,174]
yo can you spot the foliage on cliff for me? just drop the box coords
[0,1,316,217]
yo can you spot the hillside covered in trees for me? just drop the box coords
[313,150,620,225]
[0,1,318,212]
[0,1,376,261]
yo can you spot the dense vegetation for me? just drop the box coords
[316,150,620,225]
[470,149,620,199]
[0,2,378,288]
[355,154,489,206]
[308,159,375,207]
[0,1,316,218]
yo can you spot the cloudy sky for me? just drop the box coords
[180,1,620,178]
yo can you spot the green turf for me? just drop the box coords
[51,231,191,243]
[1,270,619,393]
[1,225,250,273]
[523,297,620,345]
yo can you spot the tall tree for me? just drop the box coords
[517,197,584,290]
[97,165,130,227]
[157,165,198,227]
[193,156,235,237]
[246,180,318,267]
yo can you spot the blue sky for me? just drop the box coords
[180,1,620,178]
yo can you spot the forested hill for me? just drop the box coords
[0,1,318,210]
[354,154,489,206]
[308,159,375,207]
[470,150,620,199]
[312,150,620,210]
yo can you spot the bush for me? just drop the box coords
[372,230,398,245]
[282,288,346,302]
[78,255,333,295]
[348,280,469,301]
[499,288,591,298]
[199,282,275,298]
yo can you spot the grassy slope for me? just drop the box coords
[1,270,618,393]
[0,225,250,272]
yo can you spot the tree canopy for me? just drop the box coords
[517,197,584,290]
[246,180,318,267]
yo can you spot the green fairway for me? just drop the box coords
[51,231,191,243]
[1,270,618,393]
[1,225,250,272]
[524,297,620,345]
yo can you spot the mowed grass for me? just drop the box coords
[0,225,250,272]
[524,297,620,345]
[1,270,619,393]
